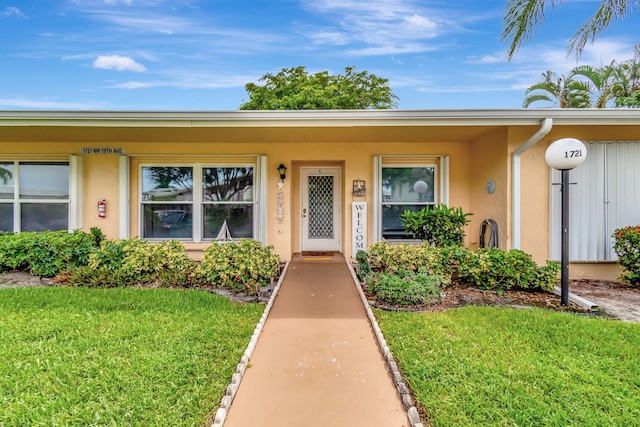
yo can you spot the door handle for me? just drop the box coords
[302,208,307,217]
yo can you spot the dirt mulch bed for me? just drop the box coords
[367,280,640,323]
[3,271,639,322]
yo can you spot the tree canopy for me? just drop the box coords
[503,0,638,59]
[239,66,398,110]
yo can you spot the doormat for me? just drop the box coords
[301,251,335,256]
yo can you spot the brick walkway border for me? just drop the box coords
[345,260,425,427]
[211,261,291,427]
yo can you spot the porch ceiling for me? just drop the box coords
[1,109,638,144]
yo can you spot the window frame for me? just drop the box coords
[376,159,440,242]
[139,163,256,242]
[0,160,71,233]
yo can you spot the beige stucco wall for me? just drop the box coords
[2,120,637,281]
[468,128,509,249]
[0,128,473,262]
[510,126,552,264]
[83,155,120,237]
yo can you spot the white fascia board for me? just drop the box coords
[1,109,638,128]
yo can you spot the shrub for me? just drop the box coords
[364,270,443,306]
[355,250,371,280]
[195,239,280,293]
[0,230,101,277]
[367,241,453,286]
[613,225,640,286]
[401,204,472,247]
[65,238,195,287]
[456,248,559,292]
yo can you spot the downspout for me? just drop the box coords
[511,118,553,249]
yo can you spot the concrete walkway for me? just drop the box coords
[223,254,410,426]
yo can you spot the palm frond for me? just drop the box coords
[569,0,639,57]
[523,93,554,108]
[502,0,561,60]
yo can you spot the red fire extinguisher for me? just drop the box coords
[98,199,106,218]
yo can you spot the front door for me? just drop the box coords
[301,167,341,252]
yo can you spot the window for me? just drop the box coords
[550,141,640,261]
[0,161,70,232]
[380,164,437,240]
[141,165,254,241]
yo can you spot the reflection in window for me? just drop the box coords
[203,204,253,239]
[381,166,436,240]
[19,163,69,199]
[203,167,254,240]
[0,203,12,232]
[141,166,194,239]
[21,203,68,232]
[0,161,70,232]
[140,165,255,241]
[0,162,14,200]
[142,167,193,201]
[143,204,193,239]
[203,167,253,201]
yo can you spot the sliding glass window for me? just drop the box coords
[140,165,254,241]
[0,161,70,233]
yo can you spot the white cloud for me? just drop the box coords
[300,0,471,56]
[93,55,147,72]
[346,43,438,56]
[308,30,349,46]
[466,55,504,65]
[1,6,27,18]
[111,81,152,89]
[403,14,438,36]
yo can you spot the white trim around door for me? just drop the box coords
[300,166,342,252]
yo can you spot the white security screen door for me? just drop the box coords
[301,167,341,252]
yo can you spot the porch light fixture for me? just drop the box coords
[277,164,287,181]
[545,138,587,306]
[353,179,366,196]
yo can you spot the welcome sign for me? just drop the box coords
[352,202,367,257]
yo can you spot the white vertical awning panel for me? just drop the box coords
[575,142,607,261]
[551,142,606,262]
[551,141,640,262]
[607,142,640,260]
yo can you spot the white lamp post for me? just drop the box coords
[545,138,587,306]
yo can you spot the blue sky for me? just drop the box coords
[1,0,638,110]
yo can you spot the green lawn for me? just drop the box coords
[0,287,263,427]
[376,306,640,427]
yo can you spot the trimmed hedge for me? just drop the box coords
[0,231,282,292]
[63,238,195,287]
[364,242,559,294]
[0,229,103,277]
[195,239,280,293]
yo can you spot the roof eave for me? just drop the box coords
[0,108,638,128]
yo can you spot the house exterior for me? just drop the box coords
[1,109,639,281]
